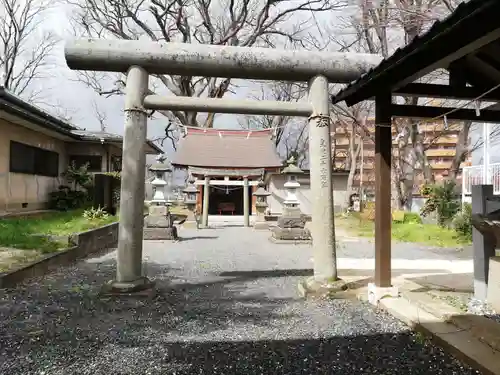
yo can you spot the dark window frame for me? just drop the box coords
[68,155,103,172]
[9,141,59,177]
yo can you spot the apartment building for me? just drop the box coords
[332,120,471,194]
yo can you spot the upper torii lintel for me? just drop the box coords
[64,39,383,83]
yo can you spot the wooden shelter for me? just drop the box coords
[172,127,282,226]
[331,0,500,290]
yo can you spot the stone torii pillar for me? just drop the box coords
[243,176,250,227]
[64,39,382,293]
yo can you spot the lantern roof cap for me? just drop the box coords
[253,179,270,197]
[281,156,303,174]
[183,184,198,194]
[183,174,199,194]
[149,153,172,172]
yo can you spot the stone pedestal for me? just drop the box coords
[270,159,311,244]
[253,179,271,230]
[270,211,311,243]
[183,205,199,228]
[471,184,500,301]
[487,256,500,312]
[254,203,269,230]
[143,205,178,240]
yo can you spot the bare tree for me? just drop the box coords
[92,100,107,132]
[67,0,345,145]
[0,0,59,102]
[245,81,309,166]
[241,81,309,164]
[331,100,372,205]
[281,121,309,168]
[332,0,462,210]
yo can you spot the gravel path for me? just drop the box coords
[0,227,480,375]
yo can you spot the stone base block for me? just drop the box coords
[101,277,156,298]
[148,205,168,216]
[276,215,307,229]
[143,226,178,240]
[282,206,302,217]
[367,282,399,306]
[253,221,269,230]
[298,276,347,299]
[182,221,199,229]
[144,214,172,228]
[271,227,311,241]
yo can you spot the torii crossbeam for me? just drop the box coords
[64,39,382,294]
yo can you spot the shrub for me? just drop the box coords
[83,206,109,220]
[49,163,93,211]
[421,181,460,227]
[63,162,93,191]
[403,212,422,224]
[453,203,472,241]
[49,186,89,211]
[392,210,405,223]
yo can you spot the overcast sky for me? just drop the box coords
[38,4,256,160]
[31,1,350,169]
[29,2,499,172]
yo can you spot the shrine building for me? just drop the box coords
[171,127,282,226]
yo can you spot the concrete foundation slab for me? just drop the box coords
[367,282,399,305]
[102,277,156,297]
[298,276,348,299]
[253,222,270,230]
[182,221,198,229]
[143,227,178,240]
[269,237,312,245]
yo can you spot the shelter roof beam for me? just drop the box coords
[394,83,500,102]
[390,104,500,123]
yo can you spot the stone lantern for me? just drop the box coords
[282,157,303,214]
[253,179,271,230]
[149,154,171,205]
[270,156,311,243]
[144,154,178,240]
[182,175,200,228]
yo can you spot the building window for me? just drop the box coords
[110,155,122,172]
[69,155,103,172]
[9,141,59,177]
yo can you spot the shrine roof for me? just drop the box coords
[172,127,282,169]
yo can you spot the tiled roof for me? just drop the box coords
[331,0,500,106]
[0,88,163,154]
[172,128,282,169]
[71,130,163,154]
[0,87,78,136]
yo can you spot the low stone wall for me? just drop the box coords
[0,222,119,288]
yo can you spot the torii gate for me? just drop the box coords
[64,39,382,294]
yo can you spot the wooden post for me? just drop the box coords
[374,93,392,288]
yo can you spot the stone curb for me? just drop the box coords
[358,292,500,375]
[0,223,119,288]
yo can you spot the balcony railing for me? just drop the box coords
[462,163,500,196]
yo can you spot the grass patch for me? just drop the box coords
[337,214,471,248]
[0,210,118,254]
